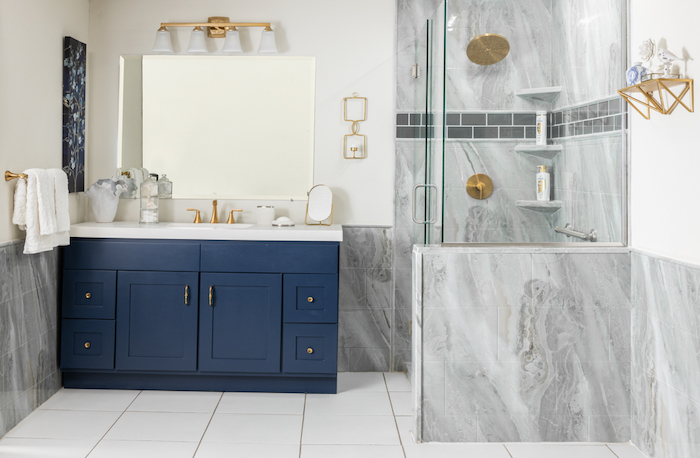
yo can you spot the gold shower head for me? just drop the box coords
[466,33,510,65]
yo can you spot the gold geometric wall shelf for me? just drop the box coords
[618,78,694,120]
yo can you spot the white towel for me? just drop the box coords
[14,169,70,255]
[50,168,71,232]
[12,176,27,230]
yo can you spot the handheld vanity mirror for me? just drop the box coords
[305,185,333,226]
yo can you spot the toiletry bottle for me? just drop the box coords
[536,165,550,202]
[536,111,547,146]
[139,173,159,223]
[158,174,172,198]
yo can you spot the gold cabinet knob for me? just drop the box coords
[84,342,91,349]
[307,347,314,354]
[85,292,92,299]
[307,297,314,303]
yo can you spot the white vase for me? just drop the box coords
[85,178,126,223]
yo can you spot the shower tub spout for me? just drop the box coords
[555,223,598,242]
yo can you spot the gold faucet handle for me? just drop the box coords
[227,209,243,224]
[187,209,202,224]
[210,200,219,224]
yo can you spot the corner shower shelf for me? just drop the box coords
[515,200,563,214]
[515,86,562,103]
[618,78,694,119]
[514,144,562,160]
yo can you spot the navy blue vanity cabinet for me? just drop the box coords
[116,272,199,371]
[198,273,282,373]
[61,238,340,393]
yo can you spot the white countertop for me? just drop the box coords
[70,222,343,242]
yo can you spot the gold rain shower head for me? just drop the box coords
[466,33,510,65]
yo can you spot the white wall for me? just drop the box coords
[630,0,700,265]
[88,0,396,226]
[0,0,89,244]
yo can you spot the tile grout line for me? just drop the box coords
[298,393,307,458]
[384,373,407,458]
[190,391,225,458]
[84,390,143,458]
[503,443,515,458]
[606,444,622,458]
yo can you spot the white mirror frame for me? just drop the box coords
[305,185,333,226]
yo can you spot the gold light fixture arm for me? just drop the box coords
[159,17,272,39]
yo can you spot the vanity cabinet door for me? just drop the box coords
[116,271,199,372]
[199,273,282,373]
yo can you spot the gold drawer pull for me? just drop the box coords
[307,296,314,303]
[209,286,214,306]
[85,292,92,299]
[307,347,314,354]
[184,285,189,305]
[84,342,91,349]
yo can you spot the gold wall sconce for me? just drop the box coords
[466,174,493,200]
[343,93,367,159]
[152,16,278,54]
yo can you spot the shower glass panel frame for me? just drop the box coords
[419,0,628,247]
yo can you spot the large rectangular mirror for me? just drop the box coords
[118,55,316,200]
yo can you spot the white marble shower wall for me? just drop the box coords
[414,248,631,442]
[631,252,700,458]
[0,242,62,436]
[551,0,624,110]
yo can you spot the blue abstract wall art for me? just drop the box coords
[62,36,86,193]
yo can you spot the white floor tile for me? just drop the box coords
[195,442,300,458]
[202,413,303,444]
[384,372,411,392]
[0,438,97,458]
[606,444,649,458]
[389,391,413,416]
[301,444,405,458]
[505,444,618,458]
[305,391,393,416]
[405,442,512,458]
[38,389,140,412]
[302,415,400,445]
[5,410,121,440]
[127,390,222,413]
[337,372,387,393]
[89,440,199,458]
[395,416,418,446]
[103,412,210,442]
[216,392,305,415]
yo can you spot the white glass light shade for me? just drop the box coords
[152,29,173,53]
[258,29,278,53]
[222,30,242,53]
[187,27,208,53]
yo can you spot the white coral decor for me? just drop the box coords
[639,39,655,63]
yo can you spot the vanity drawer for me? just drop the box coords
[61,319,115,370]
[282,324,337,374]
[64,239,200,272]
[283,274,338,323]
[62,270,117,319]
[201,242,338,274]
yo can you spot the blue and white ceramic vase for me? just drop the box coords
[626,62,648,86]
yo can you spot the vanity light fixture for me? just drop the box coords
[151,17,278,54]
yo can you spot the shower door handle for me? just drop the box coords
[412,184,438,224]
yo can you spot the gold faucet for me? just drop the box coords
[210,200,219,224]
[227,209,243,224]
[187,209,202,223]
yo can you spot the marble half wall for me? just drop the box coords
[631,251,700,458]
[414,247,631,442]
[0,241,62,437]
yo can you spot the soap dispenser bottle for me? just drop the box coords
[140,173,159,223]
[536,165,550,202]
